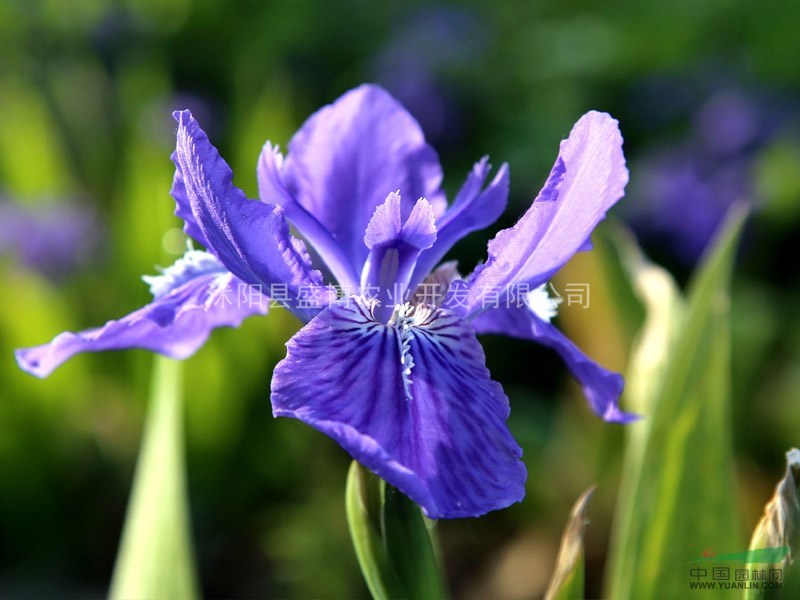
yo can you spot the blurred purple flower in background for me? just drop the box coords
[0,197,102,281]
[625,86,790,264]
[370,7,487,146]
[16,85,634,519]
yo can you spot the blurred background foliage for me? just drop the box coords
[1,0,799,597]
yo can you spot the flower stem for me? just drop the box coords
[345,461,444,600]
[109,356,200,600]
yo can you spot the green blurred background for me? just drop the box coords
[1,0,799,597]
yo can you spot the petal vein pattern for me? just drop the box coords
[271,297,526,518]
[171,154,210,248]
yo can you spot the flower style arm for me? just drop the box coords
[409,158,509,292]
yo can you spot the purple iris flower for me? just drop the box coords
[16,85,634,518]
[370,6,486,145]
[624,86,788,265]
[0,198,101,281]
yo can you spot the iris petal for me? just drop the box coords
[16,264,268,378]
[278,85,446,274]
[257,143,359,290]
[170,145,210,249]
[472,304,638,423]
[411,159,509,290]
[271,297,526,519]
[464,112,628,314]
[173,110,332,322]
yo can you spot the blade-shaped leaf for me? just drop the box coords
[606,206,748,600]
[744,448,800,600]
[109,357,199,600]
[383,483,444,600]
[345,461,443,600]
[545,487,595,600]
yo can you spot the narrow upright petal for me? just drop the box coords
[464,112,628,314]
[173,110,332,321]
[411,159,509,289]
[278,85,446,273]
[472,304,637,423]
[271,297,526,519]
[16,252,268,378]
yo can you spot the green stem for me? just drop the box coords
[346,462,403,600]
[345,461,444,600]
[109,356,200,600]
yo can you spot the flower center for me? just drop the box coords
[386,302,437,401]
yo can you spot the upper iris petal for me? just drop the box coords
[258,143,359,291]
[463,111,628,315]
[271,84,446,277]
[173,110,333,323]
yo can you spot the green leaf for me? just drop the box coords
[345,461,443,600]
[383,485,443,600]
[606,206,748,600]
[744,448,800,600]
[109,357,200,600]
[545,487,595,600]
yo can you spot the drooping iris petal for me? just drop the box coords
[464,111,628,314]
[471,304,637,423]
[271,297,526,519]
[173,110,332,322]
[278,84,446,273]
[258,143,360,291]
[411,158,509,290]
[16,252,268,378]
